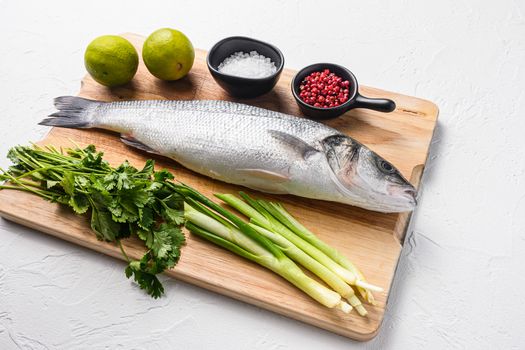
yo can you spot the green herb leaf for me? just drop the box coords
[138,159,155,177]
[69,193,90,214]
[126,264,165,298]
[154,169,174,182]
[60,171,76,196]
[138,206,154,230]
[137,228,154,248]
[161,204,185,225]
[91,208,120,241]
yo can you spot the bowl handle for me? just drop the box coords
[354,94,396,113]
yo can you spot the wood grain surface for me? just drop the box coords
[0,33,438,340]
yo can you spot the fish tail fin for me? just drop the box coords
[39,96,101,128]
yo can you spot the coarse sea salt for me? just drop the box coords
[217,51,277,78]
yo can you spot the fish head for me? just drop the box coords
[323,135,417,212]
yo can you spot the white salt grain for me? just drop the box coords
[217,51,277,78]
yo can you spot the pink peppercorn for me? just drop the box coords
[299,69,350,108]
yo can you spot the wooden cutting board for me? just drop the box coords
[0,33,438,341]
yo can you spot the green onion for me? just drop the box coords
[183,201,352,313]
[216,193,382,297]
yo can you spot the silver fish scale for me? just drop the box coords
[93,99,341,186]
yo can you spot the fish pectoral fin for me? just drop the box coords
[268,130,319,160]
[246,185,288,195]
[120,134,159,154]
[236,168,290,183]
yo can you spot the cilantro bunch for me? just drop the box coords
[0,144,185,298]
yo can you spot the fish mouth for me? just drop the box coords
[387,184,418,209]
[402,188,418,205]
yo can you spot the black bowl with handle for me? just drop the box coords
[207,36,284,98]
[291,63,396,119]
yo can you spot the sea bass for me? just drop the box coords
[40,96,417,213]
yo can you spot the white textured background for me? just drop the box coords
[1,0,524,348]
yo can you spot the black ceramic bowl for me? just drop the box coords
[207,36,284,98]
[291,63,396,120]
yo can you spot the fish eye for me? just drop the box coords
[378,159,395,174]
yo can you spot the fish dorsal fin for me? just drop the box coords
[237,168,290,183]
[268,130,318,160]
[120,134,159,154]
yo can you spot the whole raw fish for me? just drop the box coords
[40,96,417,212]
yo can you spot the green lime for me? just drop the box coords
[84,35,139,87]
[142,28,195,81]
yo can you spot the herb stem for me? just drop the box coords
[118,239,131,262]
